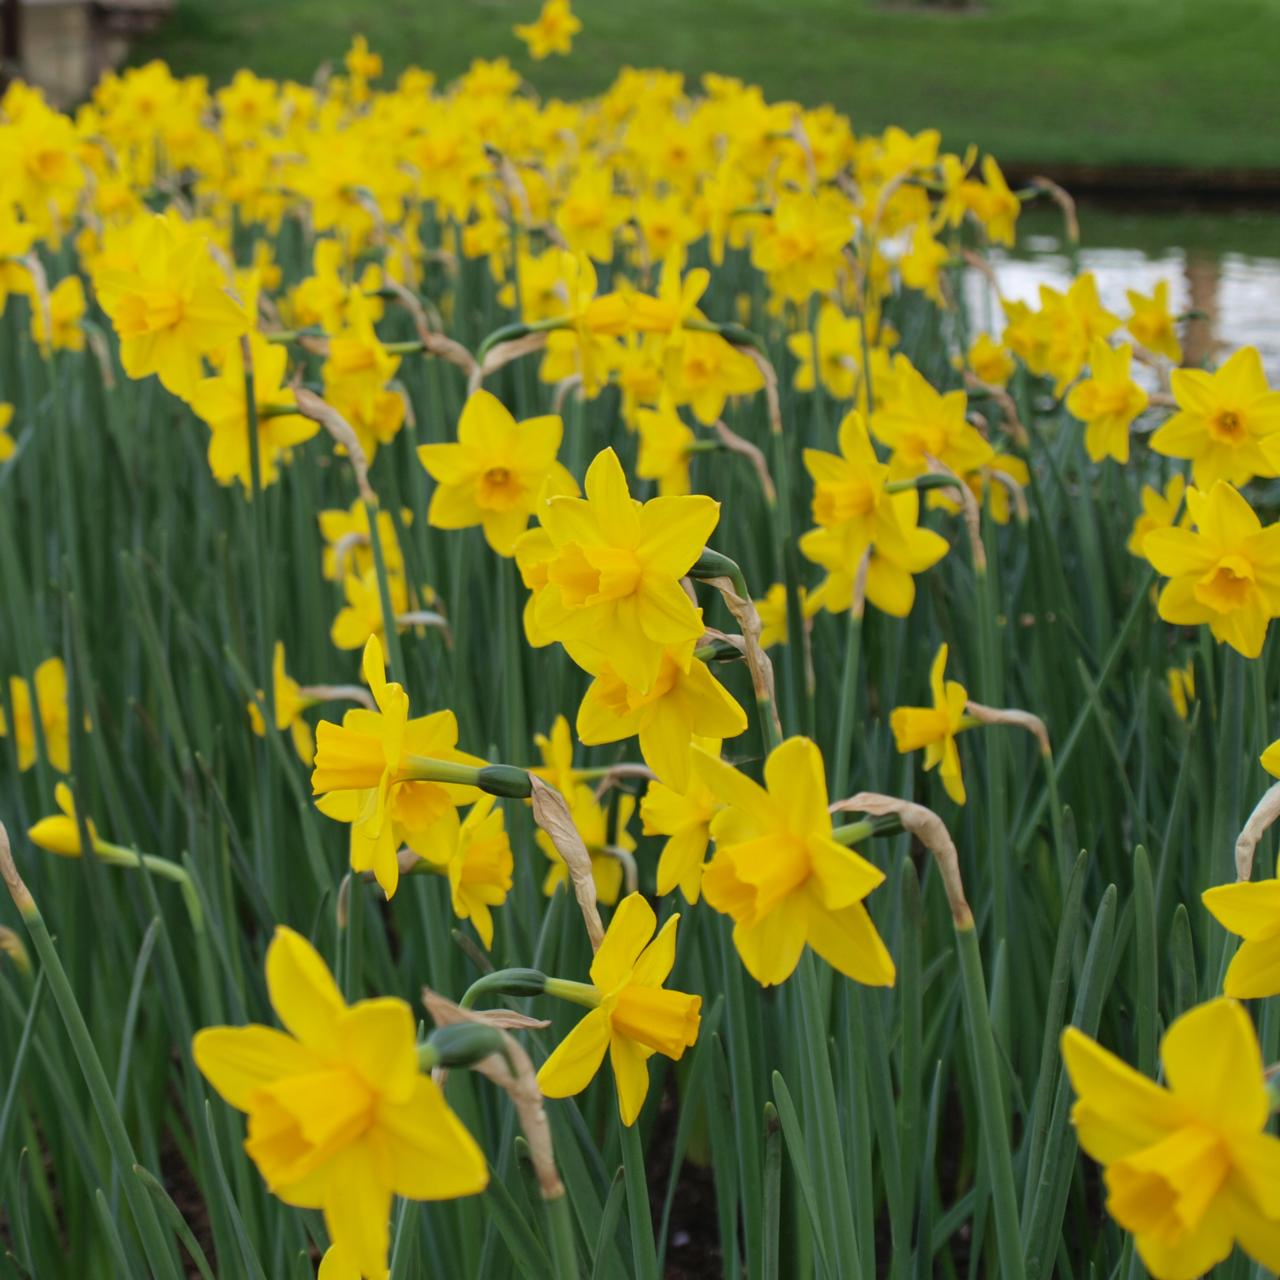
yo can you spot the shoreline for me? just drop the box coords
[1002,161,1280,207]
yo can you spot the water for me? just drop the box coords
[963,204,1280,377]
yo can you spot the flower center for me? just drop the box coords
[814,479,878,525]
[1195,554,1255,612]
[1105,1125,1228,1245]
[477,465,524,511]
[1209,408,1246,443]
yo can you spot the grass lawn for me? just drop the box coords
[130,0,1280,170]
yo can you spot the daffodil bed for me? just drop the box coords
[3,20,1280,1280]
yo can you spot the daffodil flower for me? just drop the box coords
[537,893,701,1125]
[1,656,72,773]
[1061,998,1280,1279]
[696,736,894,987]
[1066,340,1149,465]
[195,927,488,1279]
[418,389,576,556]
[640,736,723,903]
[1150,346,1280,488]
[527,446,719,692]
[889,643,969,805]
[1144,480,1280,660]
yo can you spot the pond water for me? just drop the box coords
[964,204,1280,377]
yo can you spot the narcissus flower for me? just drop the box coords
[1061,998,1280,1279]
[28,781,98,855]
[537,893,701,1125]
[1166,659,1195,722]
[311,637,483,897]
[889,643,969,805]
[538,783,636,906]
[526,446,719,692]
[575,647,747,791]
[515,0,583,60]
[413,796,513,949]
[674,329,766,426]
[1126,474,1187,559]
[1203,872,1280,998]
[248,642,316,766]
[194,927,487,1280]
[1125,280,1182,363]
[417,389,575,556]
[1144,481,1280,660]
[94,213,249,399]
[531,714,583,798]
[635,398,697,497]
[1066,340,1149,465]
[30,274,86,353]
[695,736,894,987]
[1150,346,1280,488]
[871,358,993,480]
[189,332,317,490]
[1,656,72,773]
[786,303,863,401]
[330,566,410,652]
[963,333,1014,388]
[640,737,723,903]
[0,403,14,461]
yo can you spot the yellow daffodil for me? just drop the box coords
[635,398,697,496]
[189,332,317,490]
[413,796,513,949]
[674,329,766,425]
[889,643,969,805]
[94,213,249,400]
[1066,340,1149,465]
[899,223,950,306]
[0,205,36,314]
[967,155,1020,247]
[248,642,316,766]
[526,446,718,692]
[194,927,488,1279]
[1166,659,1195,721]
[30,274,86,353]
[754,582,818,648]
[871,357,994,480]
[537,893,701,1125]
[537,783,636,906]
[1126,473,1187,558]
[575,647,748,791]
[695,736,894,987]
[311,636,483,897]
[531,714,583,797]
[28,781,98,856]
[1150,346,1280,488]
[0,403,15,461]
[1125,280,1182,363]
[318,499,409,582]
[1,656,72,773]
[786,303,864,402]
[515,0,583,60]
[640,736,723,902]
[418,389,576,556]
[330,566,410,652]
[963,333,1015,388]
[1144,480,1280,659]
[1061,998,1280,1279]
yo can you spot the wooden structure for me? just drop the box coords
[0,0,172,104]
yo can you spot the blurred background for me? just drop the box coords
[3,0,1278,368]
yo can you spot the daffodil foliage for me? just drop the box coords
[4,22,1280,1280]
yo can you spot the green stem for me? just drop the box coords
[620,1114,659,1280]
[3,862,180,1277]
[955,922,1025,1280]
[831,605,863,797]
[364,495,406,685]
[544,1191,580,1280]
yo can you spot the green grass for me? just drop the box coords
[130,0,1280,170]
